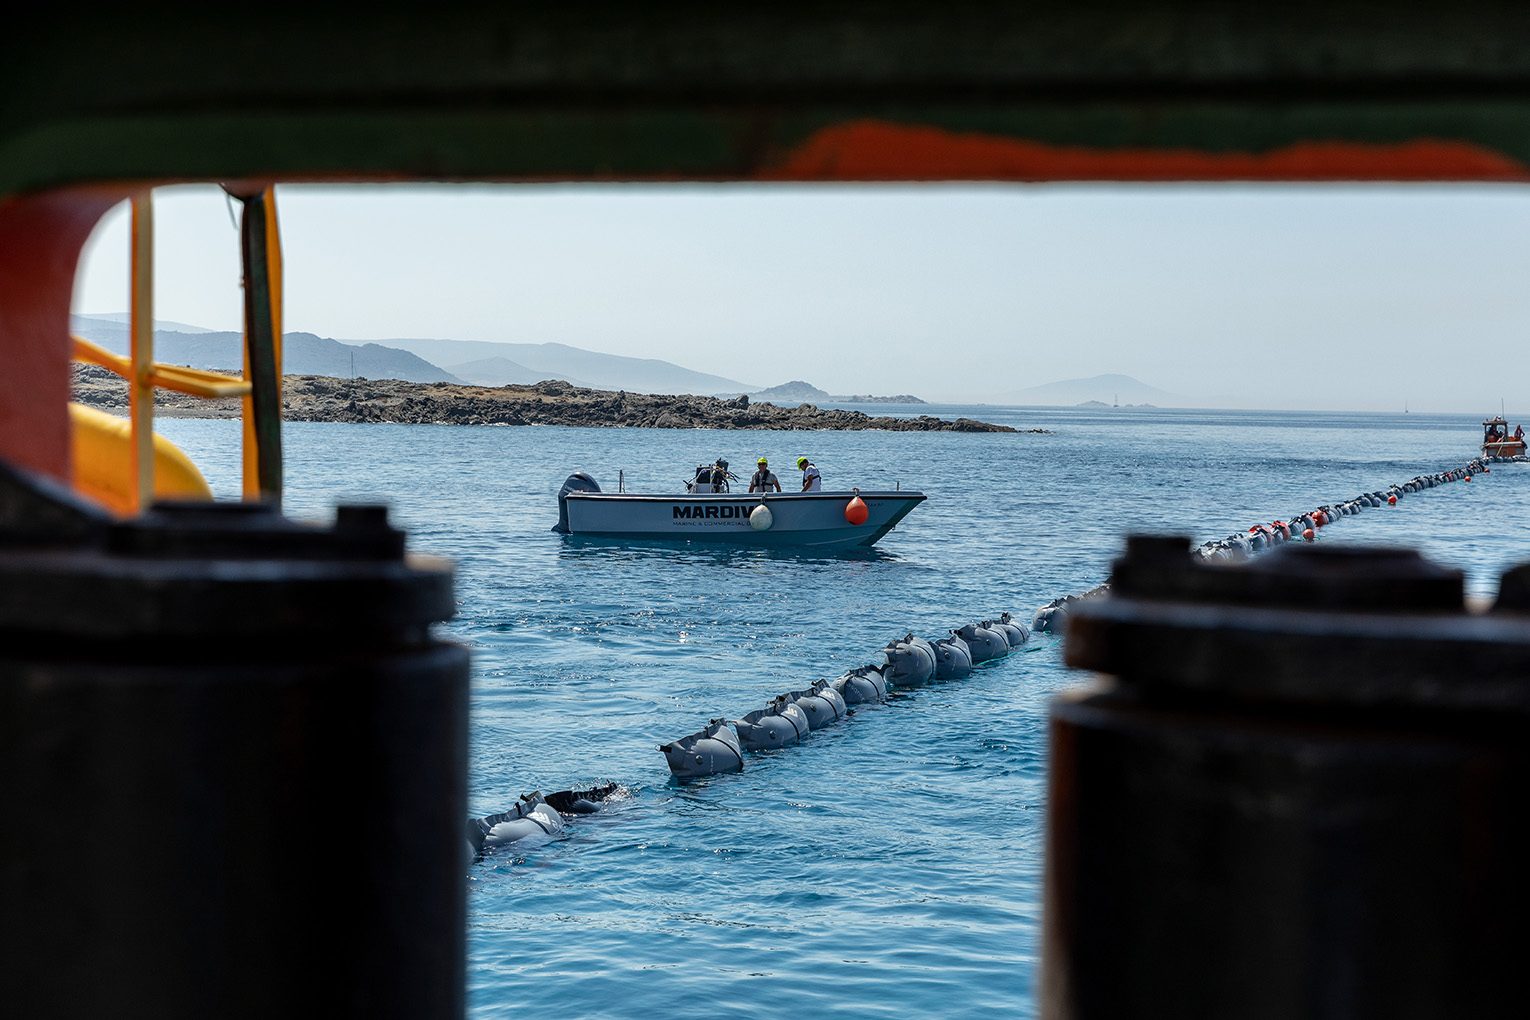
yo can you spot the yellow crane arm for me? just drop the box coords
[72,335,252,399]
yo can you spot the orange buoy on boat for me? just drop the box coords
[845,495,869,525]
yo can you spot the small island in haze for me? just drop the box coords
[992,373,1182,408]
[736,380,927,405]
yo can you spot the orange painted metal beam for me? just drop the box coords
[759,121,1530,183]
[0,189,124,483]
[129,193,154,511]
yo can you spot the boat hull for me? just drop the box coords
[558,491,925,550]
[1484,440,1526,458]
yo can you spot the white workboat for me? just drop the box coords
[552,471,925,550]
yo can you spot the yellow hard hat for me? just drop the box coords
[757,457,768,465]
[796,457,809,467]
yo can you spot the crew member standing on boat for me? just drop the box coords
[797,456,821,492]
[749,457,781,493]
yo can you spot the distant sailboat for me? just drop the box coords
[1113,393,1119,408]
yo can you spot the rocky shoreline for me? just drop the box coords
[71,365,1040,433]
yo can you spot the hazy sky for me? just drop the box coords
[74,181,1530,412]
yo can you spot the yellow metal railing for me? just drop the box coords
[69,187,285,513]
[71,336,252,400]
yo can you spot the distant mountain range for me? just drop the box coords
[71,316,754,394]
[71,316,463,384]
[993,373,1183,407]
[444,355,552,387]
[75,312,220,335]
[71,316,924,401]
[375,337,755,395]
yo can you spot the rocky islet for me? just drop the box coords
[71,366,1039,433]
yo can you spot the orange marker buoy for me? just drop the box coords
[1313,511,1326,527]
[1387,494,1398,505]
[845,495,869,525]
[1466,474,1473,482]
[1302,528,1315,541]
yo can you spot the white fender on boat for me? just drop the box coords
[749,504,774,530]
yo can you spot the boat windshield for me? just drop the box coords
[1484,417,1521,444]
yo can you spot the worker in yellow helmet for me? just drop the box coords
[796,456,821,492]
[748,457,780,493]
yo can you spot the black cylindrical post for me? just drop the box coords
[234,186,284,504]
[0,469,468,1018]
[1045,536,1530,1020]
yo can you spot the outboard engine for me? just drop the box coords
[553,471,601,534]
[685,460,732,494]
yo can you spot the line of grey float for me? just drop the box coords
[657,613,1031,780]
[1030,454,1510,635]
[467,613,1034,855]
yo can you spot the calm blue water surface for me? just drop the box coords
[159,405,1530,1019]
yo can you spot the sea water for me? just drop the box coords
[158,405,1530,1019]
